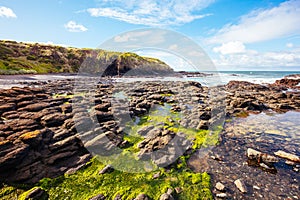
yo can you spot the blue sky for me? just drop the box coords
[0,0,300,70]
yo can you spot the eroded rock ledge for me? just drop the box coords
[0,77,299,185]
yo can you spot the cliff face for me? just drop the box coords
[102,52,174,76]
[0,40,173,76]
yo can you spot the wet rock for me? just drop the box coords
[61,103,72,114]
[174,187,182,194]
[89,194,106,200]
[0,124,10,132]
[199,112,211,120]
[74,116,95,133]
[95,111,114,123]
[170,105,181,112]
[216,193,227,198]
[132,107,147,115]
[94,103,111,112]
[99,164,113,174]
[253,185,260,190]
[148,94,163,101]
[0,140,13,152]
[0,103,16,115]
[46,151,77,164]
[258,162,270,169]
[159,193,174,200]
[7,118,40,133]
[11,87,32,95]
[137,125,155,137]
[136,101,151,110]
[274,78,300,88]
[114,194,122,200]
[247,148,278,163]
[0,144,29,171]
[152,171,160,179]
[16,94,35,102]
[274,150,300,163]
[65,163,86,175]
[19,130,43,147]
[197,120,209,130]
[49,135,79,151]
[277,104,295,110]
[18,102,50,112]
[134,193,149,200]
[24,187,48,200]
[41,112,67,127]
[285,160,297,166]
[234,179,247,193]
[166,188,173,195]
[2,110,19,119]
[153,152,176,167]
[145,128,161,139]
[215,182,225,191]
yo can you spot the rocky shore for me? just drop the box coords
[0,75,299,199]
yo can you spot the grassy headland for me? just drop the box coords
[0,40,173,75]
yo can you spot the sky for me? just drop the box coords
[0,0,300,71]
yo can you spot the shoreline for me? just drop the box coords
[0,75,299,199]
[1,71,300,87]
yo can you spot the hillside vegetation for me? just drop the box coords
[0,40,173,75]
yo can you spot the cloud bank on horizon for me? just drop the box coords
[0,0,300,70]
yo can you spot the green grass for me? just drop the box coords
[0,57,60,74]
[0,40,173,75]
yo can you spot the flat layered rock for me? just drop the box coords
[18,102,50,112]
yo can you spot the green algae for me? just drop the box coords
[18,187,48,200]
[0,184,28,200]
[52,92,85,99]
[2,100,222,200]
[233,110,249,118]
[33,157,212,200]
[128,103,220,151]
[0,186,16,199]
[122,134,144,153]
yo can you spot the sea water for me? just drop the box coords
[188,71,300,86]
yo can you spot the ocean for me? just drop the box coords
[187,71,300,86]
[0,71,299,89]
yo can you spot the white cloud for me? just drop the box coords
[114,31,151,42]
[213,49,300,68]
[135,50,195,71]
[87,0,214,26]
[213,41,246,55]
[64,21,88,32]
[286,42,294,48]
[209,0,300,44]
[0,6,17,18]
[168,44,178,51]
[15,40,71,47]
